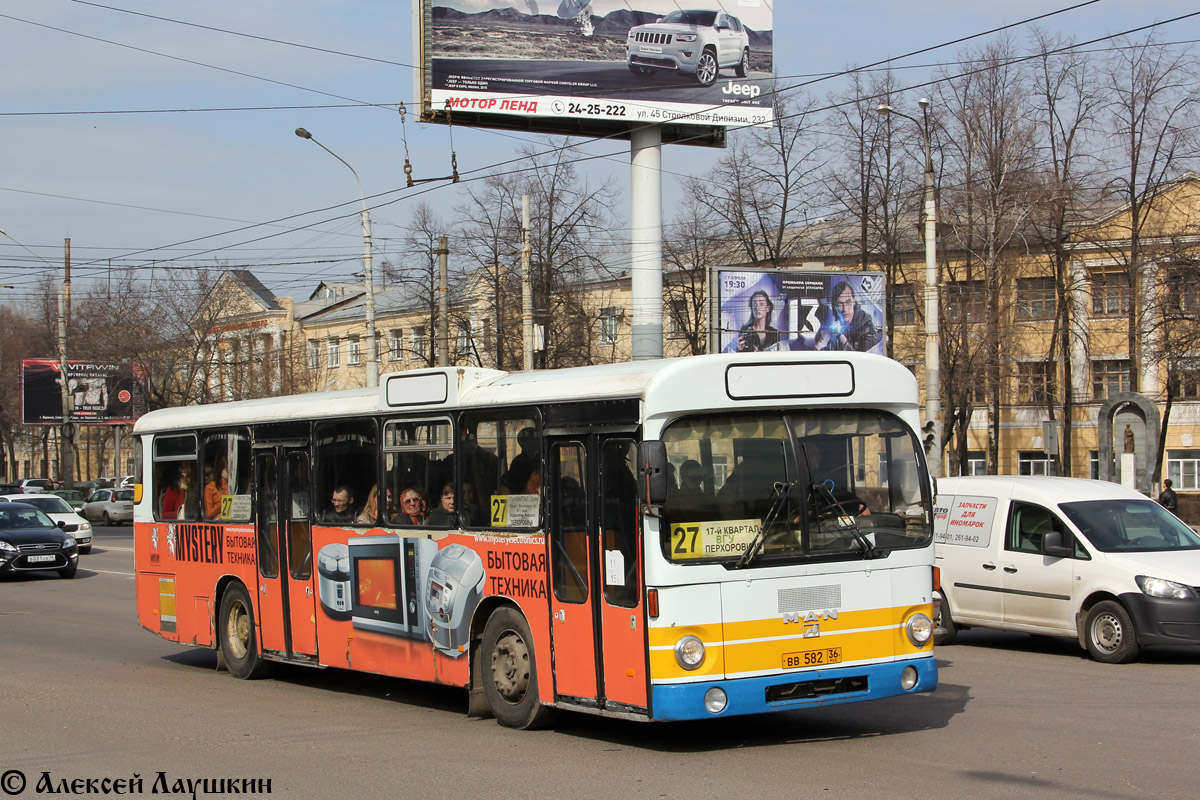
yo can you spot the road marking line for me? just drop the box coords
[95,546,135,552]
[86,568,135,578]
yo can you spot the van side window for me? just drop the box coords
[1007,502,1070,555]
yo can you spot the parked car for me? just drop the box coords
[17,478,51,494]
[0,483,20,494]
[935,476,1200,663]
[0,493,92,553]
[51,488,86,510]
[74,481,99,495]
[626,9,751,86]
[0,502,79,579]
[81,488,135,526]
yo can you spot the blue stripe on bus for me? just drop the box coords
[649,657,938,721]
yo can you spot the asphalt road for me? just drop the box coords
[3,525,1198,800]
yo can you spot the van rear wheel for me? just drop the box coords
[1084,601,1139,664]
[934,590,957,645]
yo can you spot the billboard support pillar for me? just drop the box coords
[630,124,663,361]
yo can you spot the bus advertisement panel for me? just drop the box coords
[718,269,887,356]
[418,1,774,132]
[21,358,145,425]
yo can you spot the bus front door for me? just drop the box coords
[548,437,648,712]
[253,449,317,660]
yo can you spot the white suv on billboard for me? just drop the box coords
[626,9,750,87]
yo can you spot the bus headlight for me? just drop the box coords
[674,635,705,670]
[905,613,933,646]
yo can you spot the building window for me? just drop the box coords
[388,329,403,361]
[1016,361,1055,405]
[893,285,917,326]
[456,323,472,357]
[599,306,620,346]
[307,340,321,371]
[348,335,362,366]
[1165,266,1200,315]
[666,299,689,339]
[944,281,986,323]
[1167,449,1200,490]
[327,337,340,369]
[412,326,427,359]
[966,451,986,476]
[1092,359,1130,400]
[1177,360,1200,399]
[1091,271,1131,316]
[1090,450,1100,480]
[1018,450,1057,476]
[1016,277,1056,321]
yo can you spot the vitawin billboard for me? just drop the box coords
[21,359,146,426]
[415,1,774,139]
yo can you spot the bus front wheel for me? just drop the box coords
[219,584,274,679]
[480,607,557,729]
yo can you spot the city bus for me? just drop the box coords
[132,352,937,728]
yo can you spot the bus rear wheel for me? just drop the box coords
[219,583,274,679]
[480,607,557,729]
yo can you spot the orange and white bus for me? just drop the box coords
[133,352,937,727]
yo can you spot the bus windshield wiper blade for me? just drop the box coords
[736,481,794,569]
[812,483,877,559]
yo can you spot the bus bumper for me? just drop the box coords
[649,656,938,721]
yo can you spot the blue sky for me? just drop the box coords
[2,0,1197,303]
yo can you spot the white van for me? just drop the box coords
[934,476,1200,663]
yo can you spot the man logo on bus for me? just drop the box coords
[782,609,838,624]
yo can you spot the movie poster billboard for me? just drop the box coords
[417,1,774,134]
[21,359,146,426]
[718,270,887,355]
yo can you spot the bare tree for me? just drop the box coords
[662,195,723,355]
[827,69,923,359]
[1093,36,1198,395]
[1026,29,1104,476]
[458,140,619,369]
[688,88,827,266]
[937,38,1040,471]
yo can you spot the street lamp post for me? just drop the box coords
[295,128,379,388]
[878,99,941,476]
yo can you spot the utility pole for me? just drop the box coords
[58,285,74,488]
[522,195,533,370]
[437,236,449,367]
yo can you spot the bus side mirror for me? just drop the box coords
[1041,530,1071,558]
[638,441,668,507]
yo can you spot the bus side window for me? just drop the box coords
[462,412,541,530]
[383,418,454,527]
[315,419,378,525]
[201,429,251,522]
[153,434,198,522]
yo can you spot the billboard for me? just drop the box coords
[415,1,774,143]
[718,270,887,355]
[21,359,146,426]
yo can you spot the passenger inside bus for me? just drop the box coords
[356,485,380,526]
[326,485,357,523]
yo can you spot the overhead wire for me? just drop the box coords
[3,2,1196,279]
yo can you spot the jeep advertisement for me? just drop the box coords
[417,1,774,130]
[718,270,888,356]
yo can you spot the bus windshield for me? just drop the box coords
[661,410,931,565]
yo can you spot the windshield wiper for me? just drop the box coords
[810,482,877,559]
[735,480,795,569]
